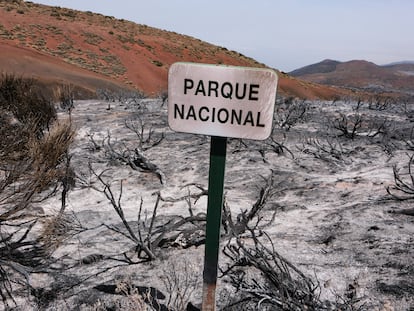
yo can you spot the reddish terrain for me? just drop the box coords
[0,1,354,99]
[0,43,128,97]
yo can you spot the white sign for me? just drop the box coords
[168,62,278,140]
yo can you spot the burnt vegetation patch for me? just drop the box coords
[0,74,75,308]
[1,83,414,309]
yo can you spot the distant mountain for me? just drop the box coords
[0,1,357,100]
[383,60,414,66]
[289,59,414,97]
[383,62,414,76]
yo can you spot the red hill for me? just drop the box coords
[0,1,354,99]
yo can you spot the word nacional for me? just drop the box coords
[168,62,278,140]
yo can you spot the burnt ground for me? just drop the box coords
[8,97,414,310]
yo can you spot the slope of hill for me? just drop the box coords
[0,0,354,99]
[0,42,131,98]
[289,59,414,97]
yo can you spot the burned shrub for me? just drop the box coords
[274,97,309,131]
[387,154,414,201]
[0,74,56,136]
[221,230,323,311]
[330,113,363,139]
[0,74,75,307]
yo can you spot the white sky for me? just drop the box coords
[32,0,414,72]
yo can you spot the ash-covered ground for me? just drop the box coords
[19,96,414,310]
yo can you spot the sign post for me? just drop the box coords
[168,62,278,310]
[202,135,227,310]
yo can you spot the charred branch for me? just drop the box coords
[88,164,156,260]
[274,98,309,131]
[102,131,165,185]
[221,229,322,310]
[387,154,414,201]
[86,167,210,259]
[265,134,294,159]
[368,96,393,111]
[124,118,165,151]
[222,174,276,236]
[298,136,351,164]
[331,113,363,139]
[96,89,145,107]
[230,135,294,162]
[159,183,208,203]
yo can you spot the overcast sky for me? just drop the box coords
[33,0,414,72]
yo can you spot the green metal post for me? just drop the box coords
[202,136,227,311]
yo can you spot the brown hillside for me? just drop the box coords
[0,42,131,97]
[0,1,355,99]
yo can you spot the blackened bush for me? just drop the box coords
[0,74,74,307]
[0,74,56,136]
[0,73,74,219]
